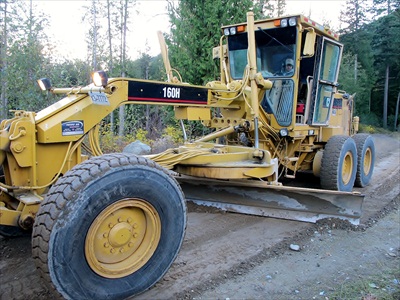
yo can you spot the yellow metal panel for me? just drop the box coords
[36,81,129,143]
[243,166,276,179]
[5,112,36,169]
[0,206,20,226]
[36,143,78,186]
[175,107,211,121]
[321,127,344,142]
[175,165,276,180]
[5,153,31,187]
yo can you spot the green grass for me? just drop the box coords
[330,267,400,300]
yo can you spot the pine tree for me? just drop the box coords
[275,0,286,17]
[340,0,370,33]
[1,0,52,115]
[166,0,268,85]
[338,53,371,116]
[371,0,400,19]
[371,11,400,128]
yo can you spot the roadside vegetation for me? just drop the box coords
[330,267,400,300]
[1,0,399,151]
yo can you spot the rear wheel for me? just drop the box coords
[320,135,357,192]
[353,134,375,187]
[32,153,186,300]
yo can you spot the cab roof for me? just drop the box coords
[221,14,340,41]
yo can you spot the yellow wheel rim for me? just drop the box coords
[85,199,161,278]
[342,151,353,185]
[363,148,372,175]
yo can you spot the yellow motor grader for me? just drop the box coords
[0,12,375,300]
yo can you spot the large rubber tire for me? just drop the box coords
[353,134,375,187]
[320,135,357,192]
[32,153,186,300]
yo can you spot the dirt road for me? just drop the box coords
[0,133,399,300]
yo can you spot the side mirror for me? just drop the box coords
[303,28,316,57]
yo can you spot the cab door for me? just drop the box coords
[311,38,343,125]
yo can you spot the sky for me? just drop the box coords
[33,0,349,61]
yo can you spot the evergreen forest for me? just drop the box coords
[1,0,399,149]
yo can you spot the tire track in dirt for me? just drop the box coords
[136,216,308,299]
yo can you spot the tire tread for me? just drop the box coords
[32,153,183,299]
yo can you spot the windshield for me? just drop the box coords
[228,26,297,79]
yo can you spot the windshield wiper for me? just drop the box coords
[257,27,294,53]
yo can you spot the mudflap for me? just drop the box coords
[175,176,364,225]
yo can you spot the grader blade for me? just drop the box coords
[176,176,364,225]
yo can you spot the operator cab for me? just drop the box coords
[224,15,343,129]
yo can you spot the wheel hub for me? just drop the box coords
[342,151,353,185]
[85,199,161,278]
[109,222,133,248]
[363,148,372,174]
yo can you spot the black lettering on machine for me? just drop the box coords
[90,92,110,105]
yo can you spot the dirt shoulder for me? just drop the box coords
[196,201,399,300]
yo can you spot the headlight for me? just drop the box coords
[279,128,289,137]
[37,78,52,91]
[280,19,288,27]
[288,17,297,26]
[224,27,237,36]
[92,70,108,87]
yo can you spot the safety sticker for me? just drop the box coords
[62,120,84,136]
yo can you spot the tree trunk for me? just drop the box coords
[394,92,399,131]
[145,64,150,133]
[118,0,129,137]
[122,0,128,72]
[106,0,114,133]
[92,0,97,71]
[354,54,358,82]
[106,0,113,73]
[1,0,8,120]
[119,105,125,137]
[383,65,389,129]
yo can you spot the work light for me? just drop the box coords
[37,78,52,91]
[92,71,108,87]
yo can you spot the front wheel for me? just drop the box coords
[320,135,357,192]
[32,153,186,300]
